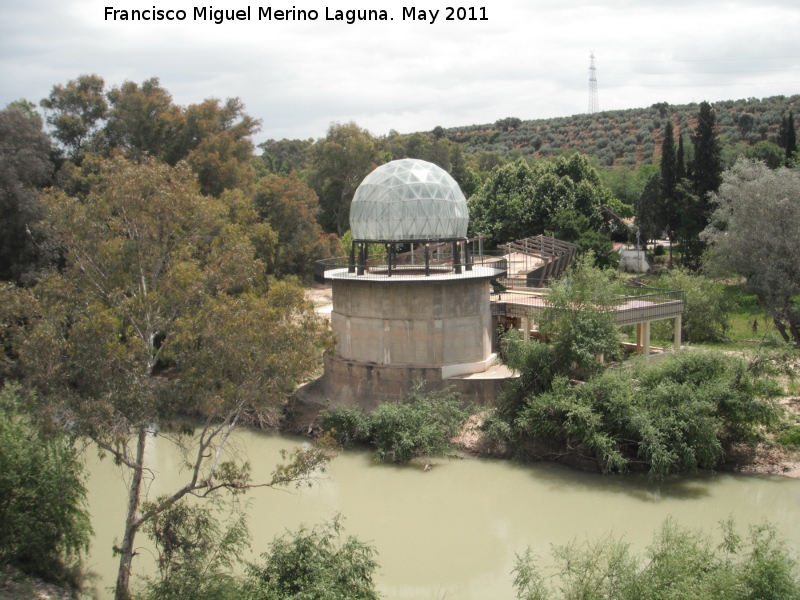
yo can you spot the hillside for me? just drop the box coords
[437,94,800,168]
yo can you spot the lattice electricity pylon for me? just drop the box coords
[588,51,599,114]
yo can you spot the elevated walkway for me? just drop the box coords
[491,287,685,362]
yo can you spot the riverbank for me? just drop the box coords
[282,382,800,479]
[0,567,75,600]
[80,424,800,600]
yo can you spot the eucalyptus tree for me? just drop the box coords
[0,105,54,283]
[40,74,107,161]
[16,156,333,599]
[309,122,381,236]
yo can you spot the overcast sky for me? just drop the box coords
[2,0,800,145]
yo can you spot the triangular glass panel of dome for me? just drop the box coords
[410,167,427,182]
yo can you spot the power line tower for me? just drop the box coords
[588,51,599,114]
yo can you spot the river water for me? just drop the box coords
[84,428,800,599]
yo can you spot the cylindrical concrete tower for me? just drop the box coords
[317,159,507,408]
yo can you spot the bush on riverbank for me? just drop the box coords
[320,384,469,463]
[487,334,782,478]
[245,515,379,600]
[135,497,249,600]
[0,384,92,593]
[513,517,800,600]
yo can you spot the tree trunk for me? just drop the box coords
[114,427,148,600]
[774,315,791,344]
[668,236,673,267]
[787,313,800,348]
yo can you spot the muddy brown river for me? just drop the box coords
[84,428,800,599]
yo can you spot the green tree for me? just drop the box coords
[496,117,522,131]
[181,98,261,196]
[551,209,614,266]
[309,122,380,236]
[748,141,785,169]
[5,99,43,124]
[425,139,451,172]
[0,384,92,591]
[104,77,182,162]
[136,497,249,600]
[0,106,54,283]
[258,138,313,175]
[245,516,380,600]
[652,268,730,343]
[660,120,677,205]
[40,74,107,161]
[703,159,800,346]
[400,131,431,159]
[598,164,658,208]
[676,134,686,180]
[787,111,797,166]
[448,143,479,197]
[538,253,623,378]
[689,101,722,237]
[636,173,664,247]
[468,154,620,249]
[251,174,337,277]
[17,157,333,600]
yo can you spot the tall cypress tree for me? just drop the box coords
[778,114,789,150]
[787,111,797,166]
[680,101,722,265]
[691,101,722,205]
[659,120,680,257]
[660,120,677,199]
[676,135,686,180]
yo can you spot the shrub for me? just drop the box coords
[318,405,371,448]
[320,384,469,463]
[0,383,92,591]
[539,254,624,378]
[245,515,379,600]
[777,426,800,448]
[136,497,249,600]
[513,518,800,600]
[514,350,779,478]
[369,385,468,463]
[652,268,731,343]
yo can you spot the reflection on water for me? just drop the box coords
[84,428,800,599]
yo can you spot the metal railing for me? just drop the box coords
[315,253,508,283]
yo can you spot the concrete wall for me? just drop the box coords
[322,353,508,410]
[331,278,492,367]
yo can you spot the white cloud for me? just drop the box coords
[2,0,799,143]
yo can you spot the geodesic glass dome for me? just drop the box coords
[349,158,468,241]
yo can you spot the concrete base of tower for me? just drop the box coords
[330,278,493,368]
[320,352,516,411]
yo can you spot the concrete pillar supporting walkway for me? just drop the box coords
[635,321,652,362]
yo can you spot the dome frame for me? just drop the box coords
[349,158,469,243]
